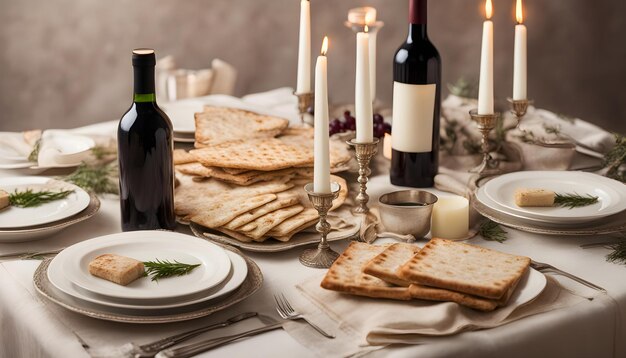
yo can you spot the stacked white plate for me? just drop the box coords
[476,171,626,228]
[46,231,249,315]
[0,177,98,242]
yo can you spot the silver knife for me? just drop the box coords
[156,321,284,358]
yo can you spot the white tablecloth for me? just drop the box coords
[0,90,624,358]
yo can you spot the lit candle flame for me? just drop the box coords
[485,0,493,20]
[321,36,328,56]
[516,0,524,24]
[364,25,369,33]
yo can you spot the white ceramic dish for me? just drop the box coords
[57,231,232,301]
[48,249,247,310]
[40,133,95,165]
[0,177,91,229]
[483,171,626,223]
[507,268,547,308]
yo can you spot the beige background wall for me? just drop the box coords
[0,0,624,133]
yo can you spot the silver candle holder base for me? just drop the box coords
[294,91,314,127]
[346,138,379,214]
[507,98,533,129]
[469,109,501,177]
[300,182,341,268]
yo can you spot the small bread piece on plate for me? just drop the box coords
[514,188,555,207]
[398,238,530,300]
[0,190,9,210]
[88,254,145,286]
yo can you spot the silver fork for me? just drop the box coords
[530,260,607,293]
[274,293,335,338]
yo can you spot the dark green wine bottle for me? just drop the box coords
[117,49,176,231]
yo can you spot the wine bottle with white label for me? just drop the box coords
[390,0,441,188]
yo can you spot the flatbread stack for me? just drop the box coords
[321,239,531,311]
[173,106,352,243]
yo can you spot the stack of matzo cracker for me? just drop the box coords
[321,239,530,311]
[173,106,352,243]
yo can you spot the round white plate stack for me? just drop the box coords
[0,177,99,242]
[474,171,626,235]
[38,231,261,323]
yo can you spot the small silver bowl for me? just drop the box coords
[378,190,438,238]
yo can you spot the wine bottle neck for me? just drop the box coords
[407,24,428,42]
[409,0,427,25]
[133,65,156,102]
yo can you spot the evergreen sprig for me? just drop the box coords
[8,189,74,208]
[27,139,41,162]
[606,240,626,266]
[554,193,599,209]
[143,259,201,281]
[479,220,508,243]
[602,133,626,183]
[62,163,118,195]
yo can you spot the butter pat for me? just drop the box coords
[514,188,555,207]
[0,190,9,210]
[88,254,145,286]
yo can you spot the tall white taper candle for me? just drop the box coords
[478,0,494,115]
[313,37,331,194]
[513,0,527,100]
[296,0,311,93]
[355,29,373,143]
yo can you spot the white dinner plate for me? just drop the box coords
[0,177,91,229]
[56,231,232,301]
[483,171,626,223]
[161,100,205,134]
[507,268,546,308]
[48,249,247,310]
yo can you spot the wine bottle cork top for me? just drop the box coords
[132,48,156,66]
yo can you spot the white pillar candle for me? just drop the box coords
[355,29,373,143]
[296,0,311,93]
[431,196,469,240]
[513,0,527,100]
[313,37,331,194]
[369,30,378,101]
[477,0,494,115]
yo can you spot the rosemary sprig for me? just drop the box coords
[606,241,626,265]
[479,220,508,243]
[143,259,201,281]
[9,189,74,208]
[62,163,118,195]
[554,193,599,209]
[27,139,41,162]
[602,133,626,183]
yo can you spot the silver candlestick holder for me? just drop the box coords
[469,109,501,176]
[294,91,314,127]
[346,138,379,214]
[300,182,341,268]
[507,98,533,129]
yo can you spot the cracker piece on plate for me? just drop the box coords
[321,242,412,300]
[223,193,300,230]
[88,254,145,286]
[173,149,196,165]
[194,106,289,147]
[398,238,530,300]
[176,163,213,178]
[240,205,305,240]
[213,228,255,243]
[190,193,277,229]
[208,167,298,186]
[364,243,420,287]
[222,167,250,175]
[191,138,314,171]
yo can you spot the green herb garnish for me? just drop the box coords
[63,163,118,195]
[27,139,41,162]
[143,259,201,281]
[479,220,508,243]
[554,193,599,209]
[602,133,626,183]
[8,189,74,208]
[606,241,626,265]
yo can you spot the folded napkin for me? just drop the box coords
[0,132,33,159]
[285,274,591,357]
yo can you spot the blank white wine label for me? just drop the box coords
[391,82,436,153]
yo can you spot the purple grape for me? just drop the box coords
[343,111,353,121]
[383,122,392,134]
[374,123,385,138]
[331,118,341,127]
[344,116,356,127]
[347,122,356,131]
[373,113,384,124]
[329,121,342,135]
